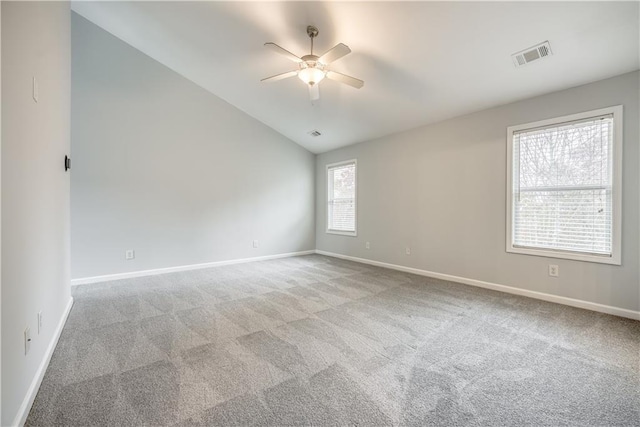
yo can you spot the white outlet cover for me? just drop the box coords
[549,264,559,277]
[365,241,370,249]
[253,240,259,248]
[125,249,135,260]
[405,247,411,255]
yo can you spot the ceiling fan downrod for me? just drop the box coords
[307,25,319,55]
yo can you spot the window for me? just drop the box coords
[507,106,622,265]
[327,160,357,236]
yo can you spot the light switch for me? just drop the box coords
[32,77,39,103]
[25,327,32,355]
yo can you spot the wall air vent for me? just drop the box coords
[512,41,552,67]
[308,130,322,137]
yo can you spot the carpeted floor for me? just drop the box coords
[27,254,639,426]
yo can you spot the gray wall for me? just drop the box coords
[316,71,640,312]
[71,14,315,279]
[1,2,72,425]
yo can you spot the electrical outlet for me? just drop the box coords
[25,327,31,355]
[125,249,135,260]
[253,240,259,248]
[38,311,43,334]
[549,264,559,277]
[405,247,411,255]
[365,241,370,249]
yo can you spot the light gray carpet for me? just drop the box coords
[27,255,639,426]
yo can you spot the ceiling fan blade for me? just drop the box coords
[318,43,351,64]
[264,42,303,63]
[326,71,364,89]
[261,70,298,82]
[309,84,320,101]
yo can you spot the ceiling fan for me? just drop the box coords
[261,25,364,101]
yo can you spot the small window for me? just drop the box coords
[327,160,357,236]
[507,106,622,265]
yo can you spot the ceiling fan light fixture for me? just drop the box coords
[298,66,325,86]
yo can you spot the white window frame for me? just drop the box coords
[506,106,623,265]
[326,159,357,237]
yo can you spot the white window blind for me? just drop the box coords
[511,114,614,257]
[327,161,356,234]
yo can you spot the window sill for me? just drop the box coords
[326,230,357,237]
[507,246,621,265]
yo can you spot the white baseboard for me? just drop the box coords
[13,297,74,427]
[71,250,316,286]
[315,250,640,321]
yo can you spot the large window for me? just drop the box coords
[327,160,357,236]
[507,106,622,265]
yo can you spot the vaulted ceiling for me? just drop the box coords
[71,1,639,153]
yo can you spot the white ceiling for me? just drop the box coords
[71,1,639,154]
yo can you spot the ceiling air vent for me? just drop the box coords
[512,41,552,67]
[308,130,322,137]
